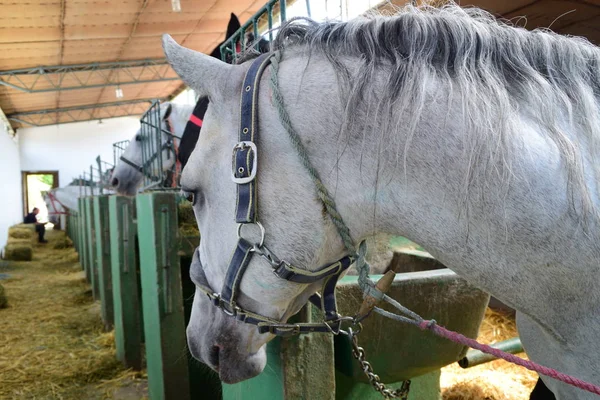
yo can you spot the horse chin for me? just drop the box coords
[113,179,140,197]
[217,346,266,384]
[187,327,267,384]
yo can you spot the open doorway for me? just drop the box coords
[22,171,59,228]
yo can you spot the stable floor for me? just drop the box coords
[0,230,147,400]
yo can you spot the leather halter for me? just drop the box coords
[119,117,179,180]
[191,53,354,337]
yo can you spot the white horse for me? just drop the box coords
[110,101,193,196]
[163,4,600,399]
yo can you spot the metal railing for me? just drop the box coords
[220,0,289,63]
[113,140,130,168]
[78,156,114,197]
[139,100,179,191]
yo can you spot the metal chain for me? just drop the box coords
[347,327,411,399]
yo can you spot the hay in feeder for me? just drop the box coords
[0,283,7,308]
[3,243,33,261]
[178,202,199,236]
[0,230,147,399]
[441,308,538,400]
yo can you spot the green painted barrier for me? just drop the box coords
[84,197,99,299]
[109,195,143,370]
[136,192,221,400]
[94,195,114,330]
[224,265,488,400]
[78,197,90,281]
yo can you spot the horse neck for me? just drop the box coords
[272,53,599,328]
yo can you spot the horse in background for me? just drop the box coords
[109,101,193,195]
[43,178,107,228]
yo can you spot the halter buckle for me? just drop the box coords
[232,141,258,184]
[214,296,240,317]
[262,324,301,337]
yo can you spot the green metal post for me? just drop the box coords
[109,195,143,370]
[94,195,114,330]
[136,192,190,400]
[84,197,99,300]
[78,197,89,278]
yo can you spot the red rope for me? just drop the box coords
[418,320,600,396]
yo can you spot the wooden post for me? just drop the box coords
[109,195,143,370]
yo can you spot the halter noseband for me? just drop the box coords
[191,53,354,337]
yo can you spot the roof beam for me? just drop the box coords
[7,98,164,127]
[0,59,178,93]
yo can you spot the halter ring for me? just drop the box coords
[237,221,265,249]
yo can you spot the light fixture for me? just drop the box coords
[115,86,123,99]
[171,0,181,12]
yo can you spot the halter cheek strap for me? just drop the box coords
[192,53,355,337]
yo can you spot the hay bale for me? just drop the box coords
[12,223,35,232]
[9,227,34,240]
[7,238,32,246]
[3,243,33,261]
[0,283,7,308]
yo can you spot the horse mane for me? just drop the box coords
[268,3,600,220]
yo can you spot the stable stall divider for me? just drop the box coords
[135,192,191,400]
[83,197,99,299]
[109,195,144,371]
[78,197,90,281]
[93,195,114,330]
[135,191,221,400]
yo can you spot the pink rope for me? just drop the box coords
[418,320,600,396]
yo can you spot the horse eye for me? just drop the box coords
[182,191,195,205]
[135,135,142,142]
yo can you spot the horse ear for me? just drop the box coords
[226,13,241,38]
[162,34,236,101]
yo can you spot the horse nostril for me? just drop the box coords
[111,177,119,187]
[209,345,221,369]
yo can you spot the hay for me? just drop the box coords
[178,202,199,236]
[3,243,33,261]
[441,308,538,400]
[53,236,73,250]
[0,283,7,308]
[178,202,196,225]
[8,227,34,240]
[0,230,147,399]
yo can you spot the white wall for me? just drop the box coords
[18,116,140,186]
[0,122,23,252]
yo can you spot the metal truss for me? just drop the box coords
[0,59,178,93]
[7,98,166,127]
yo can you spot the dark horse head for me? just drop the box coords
[177,14,271,169]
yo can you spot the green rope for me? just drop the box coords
[269,51,379,296]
